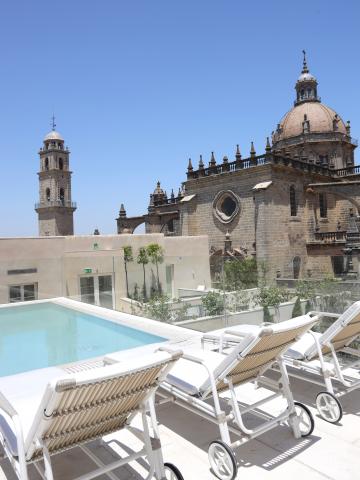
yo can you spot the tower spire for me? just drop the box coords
[51,114,56,131]
[302,50,309,74]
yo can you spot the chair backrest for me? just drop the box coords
[200,315,316,397]
[24,350,180,461]
[304,301,360,360]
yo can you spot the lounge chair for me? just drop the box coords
[280,301,360,423]
[0,350,184,480]
[206,303,360,424]
[107,316,316,480]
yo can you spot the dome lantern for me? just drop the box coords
[295,51,320,105]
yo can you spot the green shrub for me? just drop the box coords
[224,257,258,290]
[263,305,273,323]
[201,291,224,316]
[143,295,171,322]
[292,296,303,318]
[305,299,312,313]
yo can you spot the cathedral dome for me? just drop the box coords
[44,130,63,141]
[276,102,346,141]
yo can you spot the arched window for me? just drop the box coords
[293,257,301,279]
[290,185,297,216]
[46,188,51,202]
[59,188,65,204]
[319,193,327,218]
[59,158,63,170]
[45,158,49,170]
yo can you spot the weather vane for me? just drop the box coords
[51,114,56,131]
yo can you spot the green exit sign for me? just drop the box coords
[83,268,92,274]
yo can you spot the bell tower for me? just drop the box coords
[35,118,76,236]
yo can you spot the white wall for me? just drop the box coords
[175,298,308,332]
[0,234,211,308]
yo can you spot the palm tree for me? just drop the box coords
[137,247,149,301]
[147,243,164,294]
[122,246,133,298]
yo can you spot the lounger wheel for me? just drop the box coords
[164,463,184,480]
[208,440,237,480]
[316,392,343,423]
[294,402,315,437]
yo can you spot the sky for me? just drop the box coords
[0,0,359,236]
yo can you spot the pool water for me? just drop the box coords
[0,303,166,376]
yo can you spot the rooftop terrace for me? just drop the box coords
[1,345,359,480]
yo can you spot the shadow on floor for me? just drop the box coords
[157,399,320,473]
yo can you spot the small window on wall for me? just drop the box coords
[319,193,327,218]
[46,188,51,202]
[59,158,63,170]
[9,284,37,303]
[290,185,297,216]
[45,158,49,170]
[59,188,65,204]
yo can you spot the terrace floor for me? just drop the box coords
[1,372,359,480]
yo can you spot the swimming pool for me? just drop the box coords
[0,301,167,376]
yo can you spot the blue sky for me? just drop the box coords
[0,0,359,236]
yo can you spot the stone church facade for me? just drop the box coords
[117,54,360,280]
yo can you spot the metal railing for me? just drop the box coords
[187,154,271,179]
[35,200,77,209]
[273,131,358,148]
[334,165,360,177]
[313,231,347,242]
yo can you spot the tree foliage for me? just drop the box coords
[291,296,303,318]
[122,245,133,298]
[146,243,164,294]
[255,285,288,309]
[201,291,225,316]
[137,247,149,301]
[224,257,258,290]
[263,305,273,323]
[143,294,172,322]
[295,279,316,300]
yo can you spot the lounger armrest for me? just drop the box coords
[0,391,17,418]
[181,352,209,365]
[178,353,222,400]
[342,346,360,358]
[0,391,27,463]
[309,311,341,319]
[156,346,183,361]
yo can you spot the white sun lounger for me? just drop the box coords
[154,316,316,480]
[0,350,183,480]
[206,304,360,424]
[279,301,360,423]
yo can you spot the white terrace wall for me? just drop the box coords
[0,234,211,308]
[175,298,308,332]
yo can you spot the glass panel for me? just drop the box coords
[9,285,21,303]
[24,284,36,301]
[166,265,174,297]
[98,275,113,309]
[80,276,95,304]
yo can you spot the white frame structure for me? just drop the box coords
[0,350,182,480]
[282,302,360,422]
[157,316,317,479]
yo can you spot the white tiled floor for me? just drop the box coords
[1,376,360,479]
